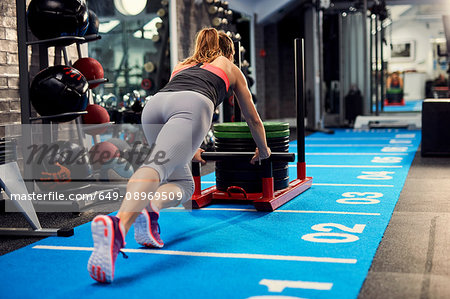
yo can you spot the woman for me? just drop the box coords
[87,28,271,283]
[386,71,403,90]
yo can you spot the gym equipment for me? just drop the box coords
[89,141,120,169]
[99,157,134,182]
[185,39,312,211]
[27,0,89,40]
[82,104,110,135]
[214,122,290,193]
[214,122,289,132]
[107,138,132,153]
[354,114,421,129]
[30,65,89,122]
[85,9,99,35]
[0,161,74,237]
[83,104,110,124]
[384,88,405,106]
[33,141,93,192]
[72,57,104,89]
[421,99,450,156]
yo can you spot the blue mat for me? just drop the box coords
[0,129,421,299]
[373,100,422,112]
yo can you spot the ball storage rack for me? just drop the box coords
[0,0,111,237]
[185,39,312,212]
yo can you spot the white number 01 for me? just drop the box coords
[301,223,366,243]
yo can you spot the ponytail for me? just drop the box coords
[182,28,222,65]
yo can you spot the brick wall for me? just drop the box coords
[0,0,81,139]
[0,0,20,135]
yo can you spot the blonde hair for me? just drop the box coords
[182,28,233,65]
[218,31,234,60]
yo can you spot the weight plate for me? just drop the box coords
[215,166,289,181]
[214,129,290,139]
[213,122,289,132]
[214,146,290,153]
[216,160,288,171]
[214,136,290,143]
[387,88,403,94]
[214,140,289,148]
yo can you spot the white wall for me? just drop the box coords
[386,19,445,79]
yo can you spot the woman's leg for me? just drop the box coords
[116,167,161,234]
[117,91,213,236]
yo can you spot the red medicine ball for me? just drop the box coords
[89,141,120,169]
[73,57,104,89]
[83,104,110,124]
[83,104,110,135]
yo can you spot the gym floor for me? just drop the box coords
[0,128,449,298]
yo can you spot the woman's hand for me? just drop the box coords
[250,147,271,165]
[192,148,206,165]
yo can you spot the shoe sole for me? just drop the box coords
[87,216,115,283]
[134,211,164,248]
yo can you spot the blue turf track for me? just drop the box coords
[0,129,421,299]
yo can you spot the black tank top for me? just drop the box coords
[159,63,233,108]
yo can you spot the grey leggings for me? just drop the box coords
[140,91,214,203]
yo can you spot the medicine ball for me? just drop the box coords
[33,141,93,191]
[85,9,99,35]
[30,65,89,122]
[83,104,110,124]
[72,57,104,89]
[82,104,110,135]
[88,141,120,169]
[27,0,89,40]
[99,157,134,182]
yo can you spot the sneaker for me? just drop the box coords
[134,206,164,248]
[87,215,127,283]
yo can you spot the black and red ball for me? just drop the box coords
[27,0,89,40]
[30,65,89,122]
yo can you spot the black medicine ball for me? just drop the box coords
[27,0,89,40]
[85,9,99,35]
[30,65,89,122]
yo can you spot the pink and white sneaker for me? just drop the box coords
[134,206,164,248]
[87,215,127,283]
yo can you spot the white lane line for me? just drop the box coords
[202,181,394,187]
[289,165,403,168]
[314,183,394,187]
[260,279,333,291]
[306,137,392,140]
[274,210,380,216]
[33,245,357,264]
[167,207,380,216]
[305,144,413,147]
[304,152,409,155]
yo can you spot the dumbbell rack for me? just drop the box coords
[186,39,312,212]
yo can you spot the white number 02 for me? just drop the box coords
[301,223,366,243]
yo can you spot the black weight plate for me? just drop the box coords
[215,166,289,181]
[214,145,290,152]
[213,122,289,132]
[216,161,289,171]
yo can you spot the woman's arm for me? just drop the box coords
[230,64,271,161]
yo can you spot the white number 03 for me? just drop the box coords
[301,223,366,243]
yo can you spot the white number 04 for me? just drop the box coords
[301,223,366,243]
